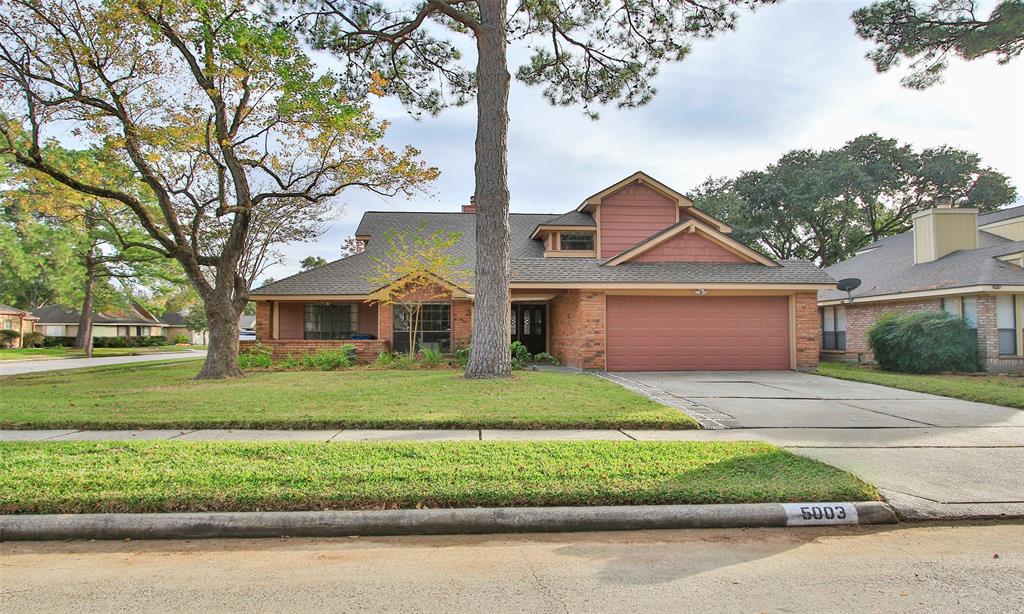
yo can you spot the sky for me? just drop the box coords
[263,0,1024,281]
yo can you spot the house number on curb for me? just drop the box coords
[782,503,859,526]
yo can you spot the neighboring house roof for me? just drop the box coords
[160,311,187,327]
[977,203,1024,226]
[0,303,37,318]
[253,207,832,297]
[820,229,1024,303]
[239,315,256,330]
[32,303,167,326]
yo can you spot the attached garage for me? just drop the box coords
[606,295,791,371]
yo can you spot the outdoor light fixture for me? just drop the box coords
[694,288,708,295]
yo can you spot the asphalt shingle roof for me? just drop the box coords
[32,304,165,325]
[820,230,1024,302]
[253,210,831,296]
[978,203,1024,226]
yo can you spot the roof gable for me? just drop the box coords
[603,219,778,267]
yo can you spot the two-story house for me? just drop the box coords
[249,172,834,371]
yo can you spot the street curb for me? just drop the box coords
[0,502,896,541]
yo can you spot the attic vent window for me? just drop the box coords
[559,232,594,251]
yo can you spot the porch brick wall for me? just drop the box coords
[549,290,606,369]
[241,339,388,363]
[377,302,393,344]
[794,292,821,369]
[820,297,941,363]
[452,300,472,349]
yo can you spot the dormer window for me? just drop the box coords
[559,232,595,251]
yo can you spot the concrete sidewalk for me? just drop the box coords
[0,350,206,376]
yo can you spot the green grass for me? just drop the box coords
[0,346,195,360]
[0,440,879,514]
[0,362,696,430]
[817,362,1024,409]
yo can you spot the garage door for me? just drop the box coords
[606,295,790,371]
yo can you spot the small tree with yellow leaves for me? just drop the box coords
[368,222,468,358]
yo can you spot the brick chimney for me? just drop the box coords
[912,196,978,264]
[462,195,476,213]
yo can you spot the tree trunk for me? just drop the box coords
[464,0,512,379]
[74,254,95,359]
[195,293,244,379]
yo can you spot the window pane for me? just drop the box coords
[835,306,846,332]
[559,232,594,251]
[822,307,835,332]
[962,297,978,329]
[836,331,846,351]
[392,304,450,352]
[996,296,1016,329]
[823,332,836,350]
[998,329,1017,355]
[304,304,357,340]
[942,297,959,316]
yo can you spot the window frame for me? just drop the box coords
[821,305,847,351]
[392,302,452,353]
[558,232,595,252]
[303,303,359,341]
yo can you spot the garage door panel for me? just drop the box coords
[606,295,790,371]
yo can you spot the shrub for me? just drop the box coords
[533,352,560,366]
[93,336,129,348]
[299,346,355,371]
[43,336,74,347]
[238,343,273,369]
[0,329,20,348]
[867,311,980,374]
[510,341,532,370]
[374,351,398,367]
[417,348,443,368]
[22,331,44,348]
[453,346,470,368]
[145,335,169,346]
[171,335,190,345]
[392,353,418,370]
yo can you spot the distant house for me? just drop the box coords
[160,310,208,344]
[820,202,1024,372]
[239,315,256,341]
[32,303,168,339]
[0,304,39,348]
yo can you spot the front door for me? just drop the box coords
[511,304,547,355]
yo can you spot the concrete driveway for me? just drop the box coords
[603,370,1024,520]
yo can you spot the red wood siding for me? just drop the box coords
[279,302,304,339]
[631,231,748,263]
[606,295,790,371]
[598,183,677,258]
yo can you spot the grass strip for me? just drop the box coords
[0,440,878,514]
[817,362,1024,409]
[0,364,697,430]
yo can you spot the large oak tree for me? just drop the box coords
[0,0,437,378]
[278,0,776,378]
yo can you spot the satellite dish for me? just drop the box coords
[836,278,861,292]
[836,278,861,304]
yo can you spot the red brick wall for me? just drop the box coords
[599,183,677,258]
[549,290,606,369]
[241,339,388,363]
[255,302,271,340]
[452,299,472,348]
[794,292,820,369]
[377,301,393,344]
[822,297,942,362]
[631,231,747,264]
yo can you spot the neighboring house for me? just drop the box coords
[819,202,1024,372]
[0,303,39,348]
[32,303,168,339]
[239,315,256,341]
[161,310,209,344]
[249,172,833,371]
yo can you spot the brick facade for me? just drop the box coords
[255,301,272,340]
[548,290,607,369]
[794,292,821,369]
[241,339,387,363]
[452,299,472,349]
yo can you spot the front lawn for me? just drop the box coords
[0,362,696,429]
[0,440,878,514]
[0,346,196,361]
[817,362,1024,409]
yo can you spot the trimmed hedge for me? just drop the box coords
[42,335,170,348]
[867,311,980,374]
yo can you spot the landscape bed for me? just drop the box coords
[0,440,879,514]
[817,362,1024,409]
[0,362,697,430]
[0,346,195,361]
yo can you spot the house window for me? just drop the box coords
[393,303,451,353]
[304,303,358,340]
[559,232,594,251]
[821,305,846,351]
[997,295,1017,355]
[942,296,979,344]
[1,318,13,331]
[43,325,64,336]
